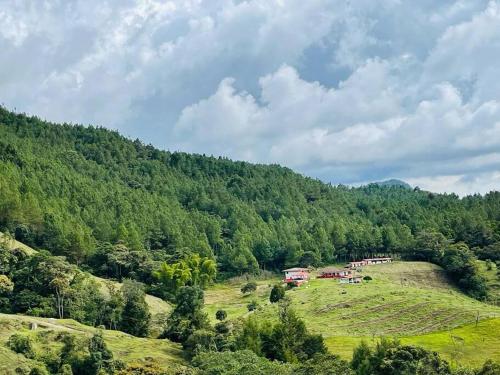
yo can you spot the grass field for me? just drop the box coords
[204,261,500,365]
[325,318,500,366]
[0,313,185,374]
[478,260,500,305]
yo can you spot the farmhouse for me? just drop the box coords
[318,267,352,279]
[282,267,310,285]
[364,257,392,265]
[347,257,392,268]
[347,260,365,269]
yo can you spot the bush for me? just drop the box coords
[0,274,14,294]
[241,282,258,294]
[7,334,35,358]
[270,284,285,303]
[247,301,259,311]
[363,276,372,281]
[192,350,292,375]
[28,365,49,375]
[215,309,227,321]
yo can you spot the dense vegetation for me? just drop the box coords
[0,108,498,300]
[1,108,500,373]
[0,243,150,337]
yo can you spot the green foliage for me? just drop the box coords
[236,300,326,363]
[82,331,125,375]
[0,107,499,301]
[241,281,257,294]
[294,354,354,375]
[0,274,14,293]
[362,275,372,281]
[163,286,209,344]
[7,333,35,358]
[270,284,285,303]
[476,360,500,375]
[351,339,454,375]
[215,309,227,321]
[247,300,258,311]
[120,280,151,337]
[153,254,216,301]
[192,350,292,375]
[28,365,49,375]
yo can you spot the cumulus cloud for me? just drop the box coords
[1,0,499,195]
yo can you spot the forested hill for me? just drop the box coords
[0,108,499,293]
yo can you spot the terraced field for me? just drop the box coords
[204,261,500,364]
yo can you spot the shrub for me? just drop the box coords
[241,282,257,294]
[247,301,259,311]
[7,334,35,359]
[0,274,14,294]
[28,365,49,375]
[363,276,372,281]
[270,284,285,303]
[215,309,227,321]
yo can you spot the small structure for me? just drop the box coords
[347,260,365,269]
[340,275,363,284]
[318,267,352,279]
[282,267,310,285]
[347,257,392,268]
[363,257,392,265]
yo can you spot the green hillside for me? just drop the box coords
[203,262,500,365]
[0,108,499,290]
[0,313,185,375]
[1,108,500,373]
[0,232,172,324]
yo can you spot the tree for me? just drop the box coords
[0,274,14,294]
[192,350,292,375]
[84,331,123,374]
[477,360,500,375]
[296,354,353,375]
[265,299,326,362]
[215,309,227,321]
[163,286,209,344]
[120,280,151,337]
[270,284,285,303]
[351,341,372,375]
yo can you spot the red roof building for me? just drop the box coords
[282,267,310,285]
[318,267,352,278]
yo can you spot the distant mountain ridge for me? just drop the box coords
[373,179,412,189]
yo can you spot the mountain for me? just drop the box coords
[0,108,498,294]
[373,179,412,189]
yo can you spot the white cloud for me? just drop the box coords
[1,0,500,195]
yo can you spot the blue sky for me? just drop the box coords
[1,0,500,195]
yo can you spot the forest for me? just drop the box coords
[0,107,499,300]
[1,108,500,374]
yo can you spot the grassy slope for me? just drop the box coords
[478,260,500,305]
[0,313,185,374]
[204,262,500,365]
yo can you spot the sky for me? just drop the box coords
[1,0,500,196]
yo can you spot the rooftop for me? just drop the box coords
[282,267,309,272]
[319,267,349,273]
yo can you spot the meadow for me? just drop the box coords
[203,261,500,365]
